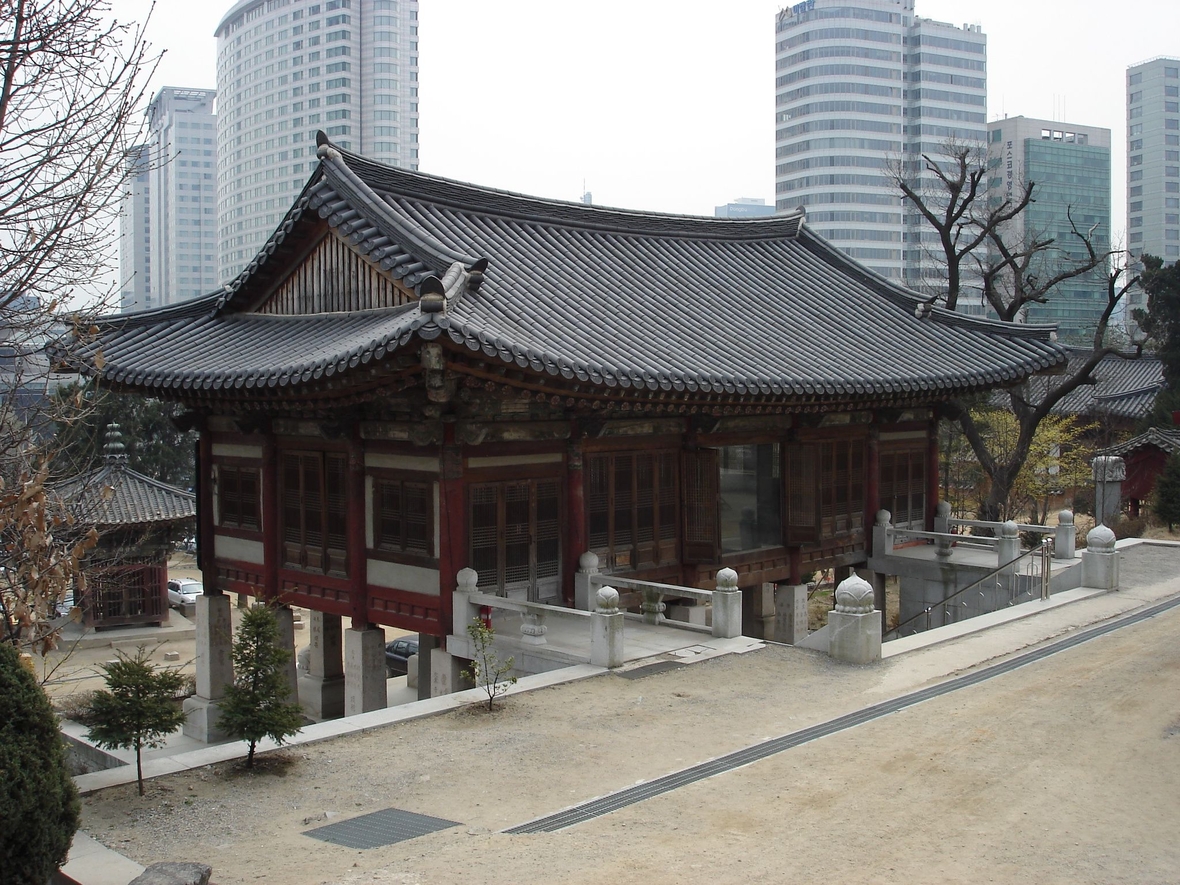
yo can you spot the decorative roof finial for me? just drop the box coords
[103,423,128,464]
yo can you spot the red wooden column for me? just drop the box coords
[926,419,940,531]
[261,430,279,602]
[564,436,586,607]
[437,424,465,645]
[347,432,368,628]
[197,429,219,595]
[864,426,880,556]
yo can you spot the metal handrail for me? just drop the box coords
[884,538,1053,641]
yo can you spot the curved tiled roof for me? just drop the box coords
[55,461,196,528]
[1101,426,1180,458]
[66,136,1069,403]
[1020,350,1164,420]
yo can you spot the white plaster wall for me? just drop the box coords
[214,535,265,564]
[367,559,440,595]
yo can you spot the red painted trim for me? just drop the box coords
[564,439,585,606]
[865,427,880,556]
[366,585,441,633]
[437,425,465,643]
[198,431,219,595]
[261,432,279,601]
[926,422,940,531]
[347,433,368,627]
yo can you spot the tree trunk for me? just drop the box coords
[136,740,144,796]
[246,740,256,768]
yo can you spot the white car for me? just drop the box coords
[167,579,204,608]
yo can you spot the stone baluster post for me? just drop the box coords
[827,574,881,665]
[574,551,600,612]
[712,567,742,639]
[453,566,480,637]
[997,520,1020,575]
[1054,509,1076,560]
[520,610,547,646]
[591,586,624,668]
[640,587,666,625]
[1082,524,1120,590]
[934,501,953,559]
[873,510,894,558]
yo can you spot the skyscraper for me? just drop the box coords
[1127,57,1180,264]
[987,117,1111,343]
[118,88,219,313]
[715,198,776,219]
[774,0,986,291]
[215,0,420,281]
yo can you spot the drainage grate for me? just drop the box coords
[506,594,1180,834]
[615,660,685,680]
[304,807,460,849]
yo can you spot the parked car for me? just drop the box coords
[384,636,419,677]
[167,579,204,608]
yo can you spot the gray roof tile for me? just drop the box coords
[63,136,1069,404]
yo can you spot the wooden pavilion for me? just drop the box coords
[63,134,1068,730]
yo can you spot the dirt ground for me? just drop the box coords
[76,546,1180,885]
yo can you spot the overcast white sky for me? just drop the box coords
[112,0,1180,241]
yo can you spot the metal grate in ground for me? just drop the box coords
[506,594,1180,834]
[304,807,461,849]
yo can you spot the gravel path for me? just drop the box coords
[78,544,1180,884]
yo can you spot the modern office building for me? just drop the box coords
[987,117,1111,343]
[715,198,776,218]
[215,0,420,280]
[774,0,987,294]
[118,89,219,312]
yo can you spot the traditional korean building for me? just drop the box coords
[56,426,196,629]
[63,134,1067,734]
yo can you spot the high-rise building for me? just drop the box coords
[118,144,151,312]
[1127,58,1180,263]
[715,198,776,219]
[118,88,219,312]
[215,0,420,280]
[987,117,1111,343]
[774,0,986,292]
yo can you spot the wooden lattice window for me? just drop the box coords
[469,478,561,602]
[587,451,679,570]
[373,477,433,559]
[819,438,865,536]
[218,465,261,531]
[880,447,926,530]
[682,448,720,563]
[281,451,348,576]
[787,443,818,543]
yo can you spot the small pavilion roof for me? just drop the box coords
[55,431,196,529]
[62,135,1069,405]
[1100,426,1180,459]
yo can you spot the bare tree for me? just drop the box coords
[0,0,157,654]
[893,144,1140,521]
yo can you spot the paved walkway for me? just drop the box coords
[66,539,1180,885]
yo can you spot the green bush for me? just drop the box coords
[1111,515,1147,540]
[0,642,80,885]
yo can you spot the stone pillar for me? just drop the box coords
[182,593,234,742]
[873,510,893,558]
[298,611,345,720]
[997,520,1020,574]
[274,605,299,706]
[1055,509,1076,560]
[416,634,438,700]
[430,646,466,697]
[933,500,952,534]
[712,567,742,639]
[344,624,385,715]
[827,574,881,665]
[573,551,600,612]
[1092,455,1126,526]
[1082,524,1120,590]
[591,587,624,668]
[869,571,887,635]
[773,583,809,645]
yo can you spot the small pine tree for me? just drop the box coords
[218,605,303,768]
[86,647,187,796]
[461,617,517,712]
[0,642,80,885]
[1153,453,1180,532]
